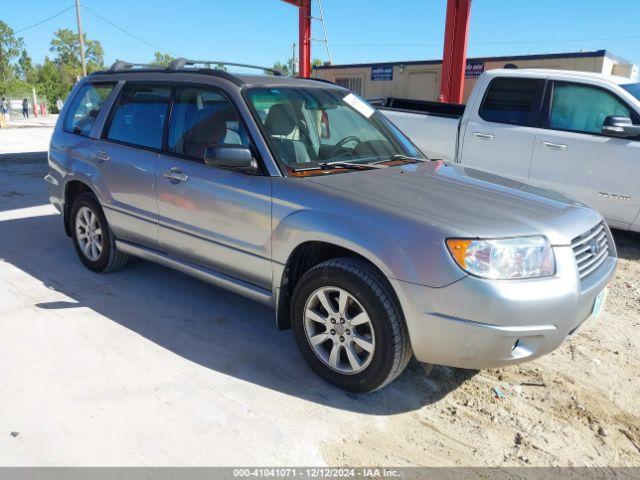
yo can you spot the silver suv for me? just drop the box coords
[46,59,616,392]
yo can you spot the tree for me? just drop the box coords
[50,28,104,70]
[151,51,174,67]
[35,58,65,112]
[312,58,324,67]
[16,49,37,84]
[0,21,24,85]
[49,29,105,97]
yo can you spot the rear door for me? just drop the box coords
[53,81,116,209]
[155,85,272,289]
[95,83,172,247]
[460,76,546,182]
[530,81,640,229]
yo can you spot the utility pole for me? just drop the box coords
[291,43,296,77]
[75,0,87,77]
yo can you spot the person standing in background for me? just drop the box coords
[22,98,29,118]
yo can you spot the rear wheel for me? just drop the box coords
[70,193,129,273]
[291,258,411,392]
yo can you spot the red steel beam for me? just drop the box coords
[439,0,472,103]
[280,0,312,77]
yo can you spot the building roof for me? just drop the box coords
[313,49,630,71]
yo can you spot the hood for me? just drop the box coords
[306,161,602,245]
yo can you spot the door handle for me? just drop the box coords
[91,150,111,163]
[473,132,494,140]
[541,141,567,150]
[163,167,189,182]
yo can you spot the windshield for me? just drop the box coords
[621,83,640,102]
[245,87,424,173]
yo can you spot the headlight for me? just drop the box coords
[446,236,555,279]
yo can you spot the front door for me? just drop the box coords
[530,81,640,229]
[156,86,272,289]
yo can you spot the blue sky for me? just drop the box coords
[4,0,640,68]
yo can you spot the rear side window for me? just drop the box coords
[168,86,249,161]
[106,84,172,149]
[64,83,114,136]
[479,77,545,127]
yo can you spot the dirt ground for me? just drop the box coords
[0,124,639,467]
[322,212,640,467]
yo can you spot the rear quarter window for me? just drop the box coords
[479,77,545,127]
[64,83,115,136]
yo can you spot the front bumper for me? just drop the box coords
[390,245,616,369]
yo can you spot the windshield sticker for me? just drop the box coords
[343,93,375,118]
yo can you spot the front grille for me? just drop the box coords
[571,222,610,280]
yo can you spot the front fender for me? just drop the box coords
[272,209,412,283]
[272,208,465,289]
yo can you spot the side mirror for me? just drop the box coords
[602,115,640,138]
[204,146,259,174]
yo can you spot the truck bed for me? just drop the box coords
[370,97,464,161]
[368,97,465,118]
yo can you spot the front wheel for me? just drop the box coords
[291,258,411,392]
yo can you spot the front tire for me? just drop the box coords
[70,193,129,273]
[291,258,411,392]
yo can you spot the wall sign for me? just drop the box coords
[466,61,485,78]
[371,65,394,81]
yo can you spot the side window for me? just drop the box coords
[106,84,171,149]
[168,86,249,161]
[64,83,114,136]
[550,82,631,135]
[479,77,545,127]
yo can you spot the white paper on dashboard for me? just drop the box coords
[343,93,375,118]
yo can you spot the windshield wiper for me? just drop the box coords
[385,154,428,163]
[292,161,383,172]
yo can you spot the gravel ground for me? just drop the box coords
[0,125,638,467]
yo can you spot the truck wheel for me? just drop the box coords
[70,193,129,273]
[291,258,411,392]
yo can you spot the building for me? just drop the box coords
[313,50,639,102]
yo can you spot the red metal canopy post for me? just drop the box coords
[280,0,312,77]
[439,0,472,103]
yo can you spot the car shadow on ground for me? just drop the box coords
[1,207,475,415]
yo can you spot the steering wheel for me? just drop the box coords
[328,136,362,158]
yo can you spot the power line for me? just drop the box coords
[81,4,176,56]
[15,5,75,33]
[327,34,640,48]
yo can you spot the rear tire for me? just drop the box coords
[70,193,129,273]
[291,258,411,392]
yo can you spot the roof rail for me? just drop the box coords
[299,76,336,86]
[169,58,283,76]
[108,60,164,72]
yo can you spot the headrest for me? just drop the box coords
[265,103,297,136]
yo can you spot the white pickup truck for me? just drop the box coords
[374,69,640,232]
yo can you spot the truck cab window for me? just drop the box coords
[479,77,544,127]
[550,82,631,135]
